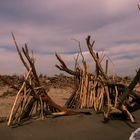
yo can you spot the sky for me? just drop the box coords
[0,0,140,76]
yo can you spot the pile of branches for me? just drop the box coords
[46,75,75,89]
[0,75,22,89]
[56,36,140,123]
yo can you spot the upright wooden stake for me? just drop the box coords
[105,59,108,75]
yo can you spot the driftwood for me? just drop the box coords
[4,34,140,126]
[8,68,32,126]
[8,33,87,127]
[86,36,109,80]
[56,35,140,123]
[118,69,140,108]
[55,53,80,77]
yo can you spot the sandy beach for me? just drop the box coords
[0,109,140,140]
[0,1,140,139]
[0,75,140,140]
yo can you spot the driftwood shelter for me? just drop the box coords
[2,34,140,127]
[56,36,140,123]
[6,33,82,127]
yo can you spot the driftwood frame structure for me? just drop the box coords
[56,36,140,123]
[7,33,83,127]
[2,34,140,126]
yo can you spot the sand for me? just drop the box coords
[0,86,72,118]
[0,79,140,140]
[0,110,140,140]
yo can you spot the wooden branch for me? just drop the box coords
[55,53,80,77]
[22,46,40,85]
[7,68,32,126]
[74,53,80,71]
[86,36,108,80]
[11,32,30,71]
[105,59,108,75]
[121,105,135,123]
[96,53,100,76]
[118,69,140,108]
[11,34,40,85]
[25,79,67,112]
[55,53,67,67]
[105,55,115,80]
[72,39,86,66]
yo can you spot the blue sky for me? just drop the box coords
[0,0,140,76]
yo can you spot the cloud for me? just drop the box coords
[0,0,140,76]
[0,48,24,74]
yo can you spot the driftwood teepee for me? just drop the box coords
[7,33,80,126]
[4,34,140,126]
[56,36,140,123]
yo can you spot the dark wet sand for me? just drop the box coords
[0,110,140,140]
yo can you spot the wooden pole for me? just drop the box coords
[105,59,108,75]
[7,68,32,126]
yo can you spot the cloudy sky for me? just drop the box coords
[0,0,140,76]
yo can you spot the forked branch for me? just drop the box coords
[55,53,80,77]
[86,36,108,80]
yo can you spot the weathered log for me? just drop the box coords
[118,69,140,108]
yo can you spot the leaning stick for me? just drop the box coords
[121,105,135,123]
[80,69,84,108]
[98,87,104,112]
[86,36,108,80]
[39,95,44,120]
[105,59,108,75]
[11,32,30,71]
[103,86,111,121]
[7,68,32,126]
[83,65,89,107]
[22,46,40,85]
[114,86,118,108]
[52,111,66,117]
[118,68,140,108]
[18,89,31,122]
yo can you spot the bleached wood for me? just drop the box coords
[7,68,32,126]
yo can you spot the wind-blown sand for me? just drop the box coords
[0,110,140,140]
